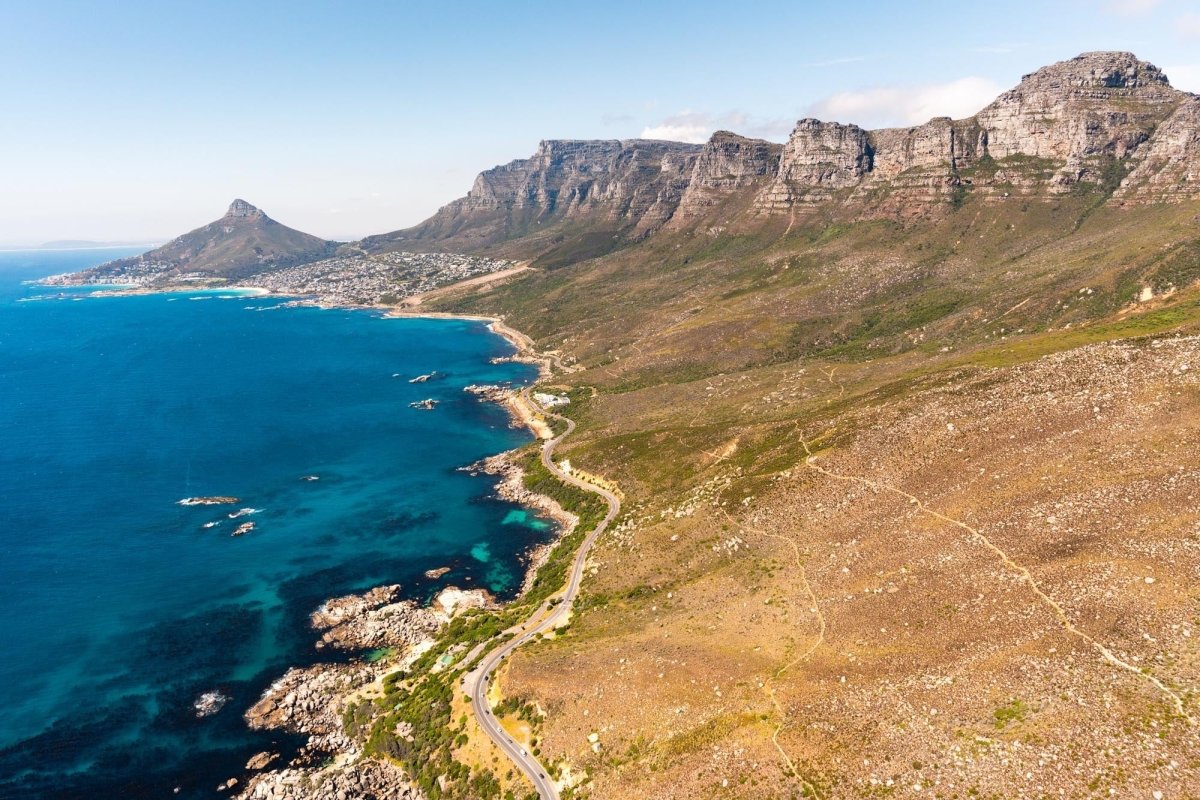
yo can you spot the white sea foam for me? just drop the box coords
[227,507,262,519]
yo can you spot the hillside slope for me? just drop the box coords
[390,50,1200,799]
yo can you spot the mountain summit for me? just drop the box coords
[70,200,337,283]
[224,198,265,219]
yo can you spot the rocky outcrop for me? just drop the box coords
[225,198,265,220]
[236,759,424,800]
[757,120,873,209]
[473,452,577,533]
[244,662,370,748]
[234,582,490,799]
[310,584,442,651]
[1115,95,1200,202]
[975,51,1181,189]
[674,131,782,218]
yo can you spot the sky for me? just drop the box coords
[1,0,1198,245]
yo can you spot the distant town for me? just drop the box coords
[42,250,519,307]
[251,251,518,306]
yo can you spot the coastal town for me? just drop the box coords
[41,249,520,308]
[250,251,519,306]
[41,257,194,287]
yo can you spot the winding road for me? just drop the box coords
[464,390,621,799]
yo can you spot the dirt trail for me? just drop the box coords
[799,434,1192,723]
[819,366,845,399]
[722,508,827,799]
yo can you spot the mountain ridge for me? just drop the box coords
[55,51,1200,285]
[361,51,1197,263]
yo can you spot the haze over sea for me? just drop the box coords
[0,249,551,799]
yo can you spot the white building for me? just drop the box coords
[533,392,570,409]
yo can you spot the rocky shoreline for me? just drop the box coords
[228,456,572,798]
[470,452,578,595]
[220,321,573,799]
[231,584,483,799]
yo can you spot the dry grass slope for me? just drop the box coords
[416,192,1200,798]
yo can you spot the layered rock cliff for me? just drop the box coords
[673,131,783,219]
[1115,96,1200,202]
[856,118,988,212]
[756,120,874,208]
[370,51,1196,263]
[757,52,1191,214]
[469,139,700,229]
[975,51,1180,188]
[360,139,703,253]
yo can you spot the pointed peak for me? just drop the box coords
[225,199,263,219]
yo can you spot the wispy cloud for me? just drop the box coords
[1179,12,1200,39]
[600,112,635,125]
[640,110,793,143]
[1103,0,1162,15]
[807,76,1004,129]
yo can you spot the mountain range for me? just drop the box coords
[360,51,1198,261]
[64,51,1198,287]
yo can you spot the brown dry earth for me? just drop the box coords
[504,336,1200,799]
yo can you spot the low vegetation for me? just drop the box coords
[337,413,613,798]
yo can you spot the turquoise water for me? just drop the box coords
[0,250,550,798]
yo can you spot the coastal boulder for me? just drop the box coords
[311,585,442,651]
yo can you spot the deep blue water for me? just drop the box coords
[0,249,550,798]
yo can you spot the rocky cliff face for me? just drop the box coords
[1115,96,1200,202]
[366,139,703,252]
[376,51,1197,261]
[225,198,265,219]
[975,51,1180,189]
[468,139,700,223]
[756,52,1194,215]
[757,120,873,209]
[859,118,987,209]
[674,131,782,218]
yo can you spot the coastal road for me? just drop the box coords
[466,391,621,800]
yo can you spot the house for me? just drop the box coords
[533,392,570,409]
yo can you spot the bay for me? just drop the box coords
[0,249,550,798]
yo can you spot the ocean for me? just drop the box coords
[0,249,550,798]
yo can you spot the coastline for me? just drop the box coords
[382,309,550,382]
[44,277,550,380]
[31,275,571,796]
[28,265,596,799]
[225,302,572,799]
